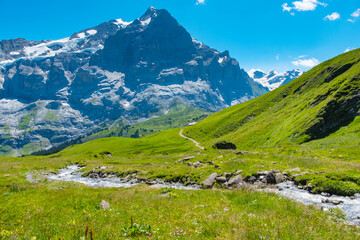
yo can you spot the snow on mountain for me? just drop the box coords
[248,69,303,91]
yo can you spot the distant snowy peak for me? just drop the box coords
[249,69,303,91]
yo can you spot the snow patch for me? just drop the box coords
[9,51,20,55]
[77,32,86,38]
[114,18,131,28]
[86,30,97,35]
[141,17,152,26]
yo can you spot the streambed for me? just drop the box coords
[44,165,360,225]
[46,165,200,190]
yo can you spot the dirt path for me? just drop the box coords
[179,129,205,150]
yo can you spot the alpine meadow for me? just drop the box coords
[1,1,360,239]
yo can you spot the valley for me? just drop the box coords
[1,4,360,240]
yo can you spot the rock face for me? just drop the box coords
[248,69,303,91]
[0,7,268,156]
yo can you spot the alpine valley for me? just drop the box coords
[1,5,360,240]
[0,7,270,156]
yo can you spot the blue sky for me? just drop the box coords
[0,0,359,72]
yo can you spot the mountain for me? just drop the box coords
[0,7,267,156]
[248,69,303,91]
[185,49,360,149]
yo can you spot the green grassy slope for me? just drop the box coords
[184,49,360,149]
[84,104,207,141]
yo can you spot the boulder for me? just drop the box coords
[247,176,257,183]
[275,173,284,184]
[201,173,218,189]
[235,170,243,175]
[100,200,110,210]
[216,176,227,183]
[212,141,237,150]
[228,175,243,186]
[265,172,276,184]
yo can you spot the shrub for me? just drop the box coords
[212,141,237,150]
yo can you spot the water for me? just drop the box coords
[273,181,360,225]
[45,166,360,224]
[46,165,200,190]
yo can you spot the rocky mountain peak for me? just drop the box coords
[249,69,303,91]
[0,7,268,156]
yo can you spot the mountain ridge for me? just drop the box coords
[248,69,303,91]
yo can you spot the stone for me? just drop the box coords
[248,176,257,183]
[193,161,202,168]
[212,141,237,150]
[215,176,227,183]
[207,161,214,165]
[235,151,249,155]
[291,167,301,172]
[214,165,220,169]
[275,173,284,184]
[331,200,343,205]
[235,170,243,175]
[224,172,233,180]
[201,173,218,189]
[4,174,11,177]
[228,175,243,186]
[177,156,195,163]
[321,192,331,197]
[257,171,269,176]
[100,200,110,210]
[265,172,276,184]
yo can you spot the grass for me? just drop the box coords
[184,49,360,149]
[0,158,358,239]
[1,49,360,238]
[83,103,208,141]
[18,114,33,130]
[45,111,58,122]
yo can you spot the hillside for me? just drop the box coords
[184,49,360,149]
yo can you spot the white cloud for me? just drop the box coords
[282,0,327,14]
[276,55,279,61]
[324,12,340,21]
[292,57,320,68]
[282,3,292,12]
[196,0,205,5]
[344,47,354,53]
[351,9,360,18]
[348,9,360,22]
